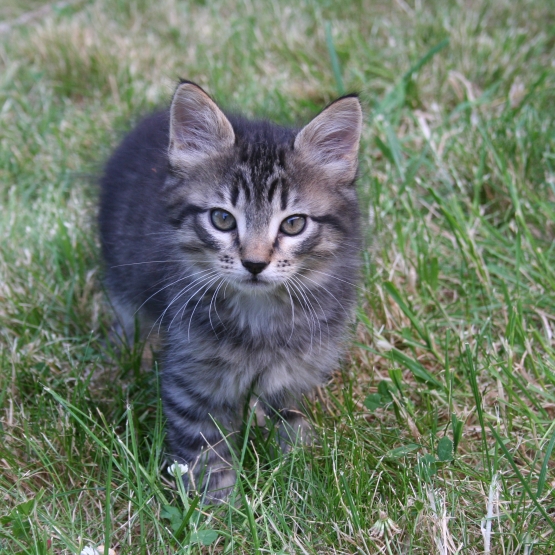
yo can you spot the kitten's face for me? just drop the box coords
[177,169,345,293]
[195,207,312,291]
[166,82,362,295]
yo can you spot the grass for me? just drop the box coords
[1,0,555,553]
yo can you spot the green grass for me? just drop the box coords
[1,0,555,553]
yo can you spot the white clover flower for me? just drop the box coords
[79,545,116,555]
[167,462,189,477]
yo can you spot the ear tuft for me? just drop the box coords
[169,82,235,168]
[294,96,362,182]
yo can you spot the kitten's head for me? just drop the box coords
[165,81,362,294]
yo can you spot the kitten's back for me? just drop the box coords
[99,111,172,321]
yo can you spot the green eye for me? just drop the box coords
[280,215,306,236]
[210,209,236,231]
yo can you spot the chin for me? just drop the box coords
[234,277,278,294]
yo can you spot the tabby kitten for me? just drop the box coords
[99,81,363,501]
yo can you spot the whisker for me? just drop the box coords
[142,231,185,236]
[296,273,351,319]
[110,259,185,268]
[287,279,315,352]
[298,277,331,342]
[222,279,231,300]
[187,275,222,340]
[297,265,365,292]
[283,281,296,346]
[212,279,228,329]
[290,279,322,346]
[134,268,215,316]
[165,273,220,333]
[150,271,219,335]
[290,275,325,349]
[208,278,226,337]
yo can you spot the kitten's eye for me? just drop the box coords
[210,209,236,231]
[280,215,306,236]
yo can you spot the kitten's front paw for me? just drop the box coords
[203,467,237,503]
[189,464,236,504]
[167,422,239,503]
[278,412,314,453]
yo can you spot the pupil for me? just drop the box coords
[211,209,235,230]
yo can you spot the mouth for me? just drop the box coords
[237,276,275,291]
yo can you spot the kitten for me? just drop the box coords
[99,81,363,501]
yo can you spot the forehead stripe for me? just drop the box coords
[243,181,251,202]
[230,184,239,206]
[280,183,289,211]
[267,178,279,203]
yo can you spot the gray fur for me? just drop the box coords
[99,82,363,501]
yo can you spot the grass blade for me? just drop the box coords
[490,425,555,534]
[324,21,345,96]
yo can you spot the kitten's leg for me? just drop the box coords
[107,299,141,347]
[166,413,237,502]
[163,377,239,502]
[262,394,314,452]
[277,408,314,451]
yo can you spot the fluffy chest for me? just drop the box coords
[166,288,339,400]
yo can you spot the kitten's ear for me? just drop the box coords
[294,96,362,182]
[169,82,235,168]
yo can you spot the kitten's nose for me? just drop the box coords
[241,260,268,275]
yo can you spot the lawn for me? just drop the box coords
[1,0,555,553]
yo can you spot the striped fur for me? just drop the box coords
[99,82,363,501]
